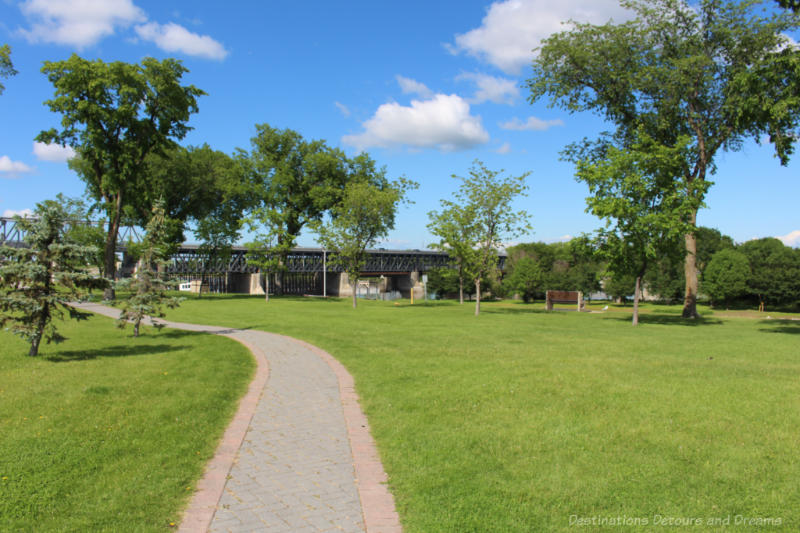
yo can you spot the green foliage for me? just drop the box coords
[504,257,543,303]
[427,203,478,303]
[702,249,751,307]
[569,132,699,322]
[504,239,603,300]
[0,203,107,355]
[437,161,531,315]
[776,0,800,11]
[739,238,800,309]
[603,271,637,303]
[42,193,106,272]
[37,54,204,290]
[244,210,294,302]
[314,178,416,308]
[529,0,800,317]
[0,44,18,95]
[116,201,183,336]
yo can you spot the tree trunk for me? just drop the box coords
[275,269,284,296]
[29,305,50,356]
[351,279,357,309]
[632,275,642,326]
[29,335,42,357]
[474,279,481,316]
[459,275,464,304]
[265,273,270,302]
[133,320,140,338]
[682,210,699,319]
[103,195,123,301]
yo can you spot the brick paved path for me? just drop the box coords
[75,303,401,533]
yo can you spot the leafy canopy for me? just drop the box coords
[0,44,18,94]
[314,178,416,308]
[37,54,204,291]
[528,0,800,317]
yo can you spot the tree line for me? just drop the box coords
[481,230,800,314]
[0,52,416,354]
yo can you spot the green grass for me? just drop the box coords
[164,295,800,532]
[0,313,253,532]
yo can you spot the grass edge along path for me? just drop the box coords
[0,309,254,532]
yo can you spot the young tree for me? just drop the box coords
[427,204,477,304]
[0,44,18,95]
[0,204,107,356]
[571,133,696,325]
[313,179,416,308]
[37,54,204,300]
[702,248,750,308]
[529,0,800,318]
[450,161,531,316]
[117,200,182,337]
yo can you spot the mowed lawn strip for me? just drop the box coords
[0,313,253,532]
[166,295,800,532]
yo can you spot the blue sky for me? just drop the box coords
[1,0,799,248]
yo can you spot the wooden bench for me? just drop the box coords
[545,290,585,312]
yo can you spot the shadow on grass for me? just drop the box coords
[46,344,182,362]
[758,320,800,335]
[605,314,724,326]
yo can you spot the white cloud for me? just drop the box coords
[396,75,433,98]
[135,22,228,60]
[19,0,145,48]
[450,0,633,74]
[776,230,800,248]
[2,208,34,218]
[335,102,351,117]
[342,94,489,152]
[33,142,76,162]
[457,72,519,105]
[500,116,564,131]
[0,156,34,177]
[495,142,512,154]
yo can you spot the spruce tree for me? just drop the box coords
[117,200,182,337]
[0,203,107,356]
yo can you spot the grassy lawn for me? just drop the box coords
[0,313,253,532]
[164,295,799,532]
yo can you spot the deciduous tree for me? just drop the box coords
[447,161,531,316]
[0,44,18,95]
[739,238,800,311]
[702,248,750,307]
[313,179,416,308]
[242,125,352,294]
[528,0,800,318]
[37,54,204,299]
[427,204,477,304]
[570,132,697,325]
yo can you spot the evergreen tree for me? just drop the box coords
[116,200,182,337]
[0,204,107,356]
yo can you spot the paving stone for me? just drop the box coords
[75,302,397,533]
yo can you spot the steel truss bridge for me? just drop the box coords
[3,216,505,294]
[167,245,459,275]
